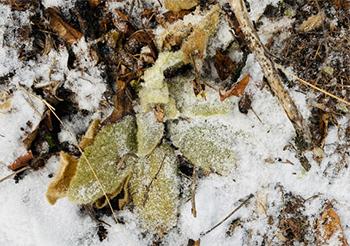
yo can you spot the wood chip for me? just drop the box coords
[8,150,33,171]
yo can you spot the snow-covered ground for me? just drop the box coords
[0,1,349,245]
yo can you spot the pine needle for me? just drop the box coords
[276,64,350,107]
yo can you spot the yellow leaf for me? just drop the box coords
[46,152,78,205]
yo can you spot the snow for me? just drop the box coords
[0,1,350,245]
[0,156,144,246]
[0,90,45,167]
[42,0,76,9]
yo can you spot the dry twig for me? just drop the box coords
[191,167,198,218]
[230,0,313,170]
[200,193,254,237]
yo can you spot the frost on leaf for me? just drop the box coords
[136,112,164,157]
[169,119,236,175]
[164,0,199,12]
[130,144,179,235]
[168,76,236,117]
[181,4,220,63]
[67,116,137,204]
[139,51,184,111]
[46,152,78,205]
[164,97,180,120]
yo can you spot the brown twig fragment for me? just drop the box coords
[8,150,33,171]
[200,193,254,237]
[230,0,313,170]
[0,166,31,184]
[191,167,198,218]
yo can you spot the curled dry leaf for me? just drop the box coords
[238,93,252,114]
[181,4,220,63]
[298,12,325,32]
[107,80,134,124]
[157,9,192,26]
[8,150,33,171]
[316,202,349,246]
[0,91,12,111]
[164,0,199,12]
[46,8,83,44]
[220,74,251,101]
[79,119,100,150]
[187,239,201,246]
[113,9,136,36]
[94,174,131,209]
[46,152,78,205]
[214,50,237,81]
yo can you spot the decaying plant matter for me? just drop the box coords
[1,0,349,244]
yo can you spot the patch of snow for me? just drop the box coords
[0,90,45,167]
[42,0,76,9]
[247,0,280,22]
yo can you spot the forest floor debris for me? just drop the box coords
[0,0,349,245]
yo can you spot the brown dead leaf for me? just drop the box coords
[164,0,199,12]
[154,104,165,123]
[89,0,100,7]
[113,9,136,36]
[161,23,193,51]
[187,239,200,246]
[214,50,237,81]
[79,119,100,150]
[8,151,33,171]
[238,93,252,114]
[316,202,349,246]
[298,12,325,32]
[46,8,83,45]
[181,5,220,63]
[46,152,78,205]
[117,175,131,209]
[220,74,251,101]
[125,30,157,59]
[106,80,134,124]
[157,9,192,26]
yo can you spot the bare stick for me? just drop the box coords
[230,0,313,168]
[276,64,350,107]
[191,167,198,218]
[200,193,254,237]
[0,166,31,184]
